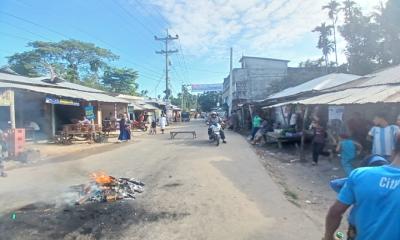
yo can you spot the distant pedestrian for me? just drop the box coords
[160,115,167,134]
[368,113,399,160]
[251,113,262,141]
[149,120,157,135]
[118,115,131,142]
[336,133,362,176]
[310,120,330,165]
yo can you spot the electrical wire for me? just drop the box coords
[0,11,163,82]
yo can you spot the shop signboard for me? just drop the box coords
[191,84,223,92]
[45,96,80,106]
[329,106,344,121]
[84,106,95,120]
[0,90,12,106]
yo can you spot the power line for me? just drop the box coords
[0,20,53,41]
[113,0,156,37]
[131,0,166,31]
[0,11,163,82]
[0,10,70,39]
[0,31,31,42]
[155,29,179,100]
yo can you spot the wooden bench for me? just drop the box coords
[170,131,196,139]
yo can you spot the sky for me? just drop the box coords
[0,0,384,97]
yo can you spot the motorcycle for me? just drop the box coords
[209,123,221,146]
[131,120,148,132]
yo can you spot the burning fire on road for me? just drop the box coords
[73,171,145,205]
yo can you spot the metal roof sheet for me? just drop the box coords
[0,82,127,103]
[297,85,400,105]
[266,73,361,100]
[0,72,105,93]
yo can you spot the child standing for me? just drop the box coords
[336,134,362,176]
[149,120,157,135]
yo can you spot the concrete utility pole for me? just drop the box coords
[228,47,233,116]
[155,29,178,120]
[181,84,184,111]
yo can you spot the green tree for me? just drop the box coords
[197,92,222,112]
[339,2,381,75]
[312,23,334,71]
[322,0,340,68]
[170,86,197,112]
[140,90,149,97]
[374,0,400,65]
[7,39,118,83]
[102,67,139,95]
[341,0,359,23]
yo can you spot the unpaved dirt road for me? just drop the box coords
[0,120,322,240]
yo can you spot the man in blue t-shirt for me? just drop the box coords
[324,145,400,240]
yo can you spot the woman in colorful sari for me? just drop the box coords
[118,114,131,142]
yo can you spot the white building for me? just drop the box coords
[223,56,289,110]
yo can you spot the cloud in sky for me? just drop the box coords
[149,0,384,65]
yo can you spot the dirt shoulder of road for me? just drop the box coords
[3,125,185,171]
[238,131,349,231]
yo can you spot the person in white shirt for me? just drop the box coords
[368,113,399,160]
[160,115,167,134]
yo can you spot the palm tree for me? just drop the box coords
[312,23,334,72]
[322,0,340,68]
[341,0,357,22]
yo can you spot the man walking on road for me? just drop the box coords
[324,139,400,240]
[160,114,167,134]
[368,113,399,160]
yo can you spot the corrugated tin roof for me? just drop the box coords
[145,98,166,106]
[116,94,145,101]
[0,72,104,93]
[266,73,361,100]
[296,85,400,105]
[0,82,127,103]
[327,64,400,91]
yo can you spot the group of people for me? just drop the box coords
[323,112,400,240]
[311,113,400,175]
[149,114,167,135]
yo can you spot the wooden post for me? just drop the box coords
[51,104,56,137]
[280,106,288,127]
[300,106,309,162]
[9,90,16,129]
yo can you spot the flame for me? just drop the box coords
[90,171,113,184]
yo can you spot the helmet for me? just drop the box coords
[211,111,217,116]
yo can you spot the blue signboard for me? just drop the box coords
[191,84,223,92]
[45,96,80,106]
[84,106,95,120]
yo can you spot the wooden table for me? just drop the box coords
[170,131,197,139]
[266,132,302,149]
[55,124,104,144]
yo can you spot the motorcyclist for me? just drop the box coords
[208,112,227,143]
